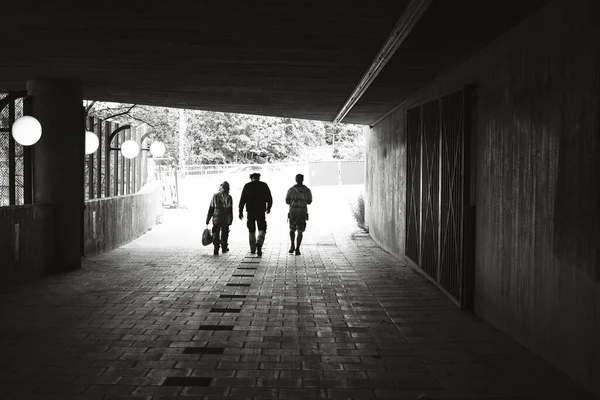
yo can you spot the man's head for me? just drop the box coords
[219,181,230,193]
[295,174,304,184]
[250,172,261,181]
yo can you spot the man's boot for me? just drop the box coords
[256,230,266,257]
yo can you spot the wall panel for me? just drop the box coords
[365,0,599,394]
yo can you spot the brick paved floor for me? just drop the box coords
[0,209,597,400]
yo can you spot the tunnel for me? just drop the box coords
[0,0,599,398]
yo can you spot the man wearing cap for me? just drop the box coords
[285,174,312,255]
[238,172,273,256]
[206,181,233,255]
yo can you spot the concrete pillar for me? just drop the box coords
[27,80,84,271]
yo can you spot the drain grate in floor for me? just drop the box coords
[232,274,254,277]
[183,347,225,354]
[163,377,212,386]
[332,326,369,333]
[226,283,251,287]
[210,308,241,313]
[237,267,257,270]
[198,325,234,331]
[241,261,260,264]
[219,294,247,299]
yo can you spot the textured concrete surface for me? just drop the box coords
[366,0,600,395]
[0,204,53,286]
[0,208,596,400]
[84,182,163,258]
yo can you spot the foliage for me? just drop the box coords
[350,192,368,232]
[86,101,365,164]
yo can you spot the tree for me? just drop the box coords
[87,101,181,162]
[86,101,365,164]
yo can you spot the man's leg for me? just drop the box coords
[289,229,296,253]
[212,224,221,255]
[247,214,257,253]
[295,220,306,256]
[221,223,229,253]
[256,213,267,257]
[295,231,303,255]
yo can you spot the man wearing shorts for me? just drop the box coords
[285,174,312,256]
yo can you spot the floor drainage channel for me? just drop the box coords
[219,294,247,299]
[232,274,254,277]
[237,267,257,270]
[163,377,212,387]
[183,347,225,354]
[210,308,241,313]
[226,283,251,287]
[198,325,234,331]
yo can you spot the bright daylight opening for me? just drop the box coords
[85,101,368,250]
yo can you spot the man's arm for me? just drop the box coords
[306,188,313,205]
[227,195,234,225]
[206,195,215,225]
[285,187,292,205]
[238,186,246,216]
[265,183,273,213]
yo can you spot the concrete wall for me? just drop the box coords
[1,183,162,285]
[0,205,53,286]
[84,181,163,257]
[366,0,600,395]
[366,114,406,256]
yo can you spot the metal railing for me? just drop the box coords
[0,92,26,206]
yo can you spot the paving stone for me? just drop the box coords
[0,209,597,399]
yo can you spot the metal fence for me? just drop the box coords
[84,117,148,200]
[149,160,363,208]
[3,94,363,208]
[0,92,26,206]
[1,93,149,206]
[308,160,365,186]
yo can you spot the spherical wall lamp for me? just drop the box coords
[12,116,42,146]
[121,140,140,159]
[85,131,99,154]
[149,141,166,157]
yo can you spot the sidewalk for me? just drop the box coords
[0,209,596,400]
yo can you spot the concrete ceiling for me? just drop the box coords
[0,1,548,125]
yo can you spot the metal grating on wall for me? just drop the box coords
[404,88,471,307]
[0,93,25,206]
[420,99,440,281]
[405,107,421,265]
[439,91,465,301]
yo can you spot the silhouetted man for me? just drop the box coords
[239,172,272,256]
[206,181,233,255]
[285,173,312,255]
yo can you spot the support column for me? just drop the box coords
[27,79,84,271]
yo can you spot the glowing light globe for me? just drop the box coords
[121,140,140,159]
[149,141,166,157]
[85,131,99,154]
[12,116,42,146]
